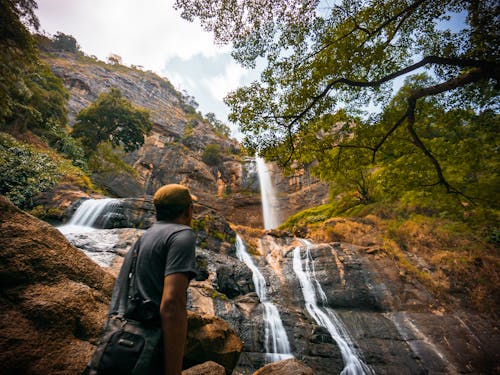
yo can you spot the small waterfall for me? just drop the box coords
[235,235,293,362]
[255,157,280,230]
[59,198,119,233]
[293,239,373,375]
[58,198,122,267]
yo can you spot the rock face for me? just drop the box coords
[247,236,500,375]
[0,195,115,374]
[42,52,251,219]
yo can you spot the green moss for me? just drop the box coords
[210,290,228,300]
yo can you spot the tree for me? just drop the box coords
[72,88,152,155]
[175,0,499,199]
[51,31,80,53]
[107,53,122,65]
[0,0,39,125]
[202,143,222,166]
[205,112,231,137]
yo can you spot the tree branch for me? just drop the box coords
[372,111,409,163]
[299,0,430,66]
[403,69,492,199]
[288,56,497,134]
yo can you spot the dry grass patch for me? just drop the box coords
[231,224,265,255]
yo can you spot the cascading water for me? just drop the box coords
[61,198,119,231]
[58,198,121,267]
[235,235,293,362]
[255,157,280,230]
[293,239,373,375]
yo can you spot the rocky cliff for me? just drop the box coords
[40,51,269,226]
[40,51,328,229]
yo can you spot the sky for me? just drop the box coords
[35,0,259,138]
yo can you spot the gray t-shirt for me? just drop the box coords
[110,222,197,317]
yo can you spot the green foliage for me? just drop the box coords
[50,31,80,53]
[72,88,152,155]
[176,0,499,210]
[87,142,137,176]
[202,143,222,166]
[0,133,60,208]
[0,0,49,128]
[48,126,86,167]
[205,112,231,138]
[0,1,70,146]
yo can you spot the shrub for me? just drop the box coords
[202,144,222,166]
[0,134,61,208]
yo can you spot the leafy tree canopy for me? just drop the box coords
[51,31,80,53]
[175,0,499,202]
[0,133,60,208]
[72,88,153,155]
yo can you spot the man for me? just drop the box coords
[108,183,198,375]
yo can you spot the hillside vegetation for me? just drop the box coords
[281,196,499,314]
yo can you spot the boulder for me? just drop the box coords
[0,195,115,374]
[192,205,237,256]
[252,358,314,375]
[215,263,255,299]
[184,311,243,374]
[182,361,226,375]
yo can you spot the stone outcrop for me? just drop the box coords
[183,361,226,375]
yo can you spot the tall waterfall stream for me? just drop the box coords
[256,157,280,229]
[293,239,373,375]
[235,235,293,362]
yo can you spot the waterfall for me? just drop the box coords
[57,199,122,267]
[58,198,120,235]
[235,235,293,362]
[255,157,280,230]
[293,239,373,375]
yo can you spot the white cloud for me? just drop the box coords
[202,61,248,101]
[36,0,221,71]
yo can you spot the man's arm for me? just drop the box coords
[160,272,190,375]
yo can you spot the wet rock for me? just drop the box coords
[251,358,314,375]
[215,263,255,299]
